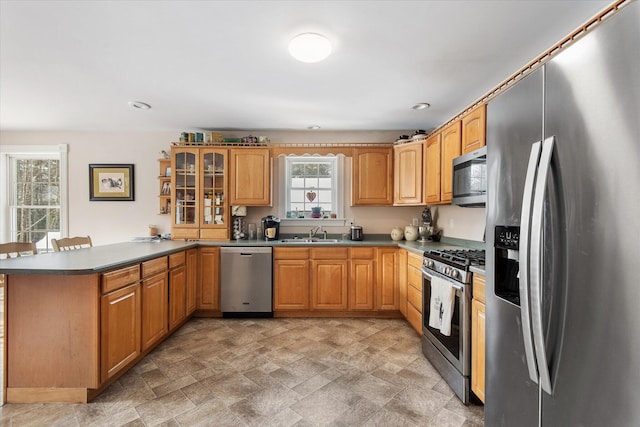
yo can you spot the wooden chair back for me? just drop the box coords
[51,236,93,252]
[0,242,38,259]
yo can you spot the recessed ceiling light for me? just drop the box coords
[289,33,332,63]
[128,101,151,110]
[308,125,321,130]
[411,103,431,110]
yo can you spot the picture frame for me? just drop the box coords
[165,166,171,177]
[161,181,171,195]
[89,164,135,201]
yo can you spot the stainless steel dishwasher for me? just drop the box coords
[220,247,273,317]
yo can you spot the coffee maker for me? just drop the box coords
[261,215,280,241]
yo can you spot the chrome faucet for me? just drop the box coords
[309,226,322,238]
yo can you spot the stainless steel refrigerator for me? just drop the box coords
[485,2,640,426]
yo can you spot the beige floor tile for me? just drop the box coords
[0,317,484,426]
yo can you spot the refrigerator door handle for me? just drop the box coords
[519,140,543,384]
[530,136,556,395]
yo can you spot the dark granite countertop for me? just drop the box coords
[0,235,485,275]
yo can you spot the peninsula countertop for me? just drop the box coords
[0,236,485,275]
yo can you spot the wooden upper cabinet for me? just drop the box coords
[393,141,424,205]
[229,148,271,206]
[424,133,442,204]
[351,148,393,206]
[461,104,487,154]
[441,120,462,203]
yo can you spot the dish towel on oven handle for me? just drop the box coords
[428,276,455,336]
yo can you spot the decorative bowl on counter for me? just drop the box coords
[390,227,404,241]
[404,225,419,241]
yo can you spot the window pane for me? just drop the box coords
[290,189,305,202]
[318,163,332,176]
[304,178,318,188]
[318,177,332,188]
[318,191,332,203]
[291,177,305,187]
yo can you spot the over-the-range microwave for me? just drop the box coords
[452,146,487,207]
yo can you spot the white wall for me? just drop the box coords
[0,130,485,245]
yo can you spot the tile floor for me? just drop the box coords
[0,317,484,426]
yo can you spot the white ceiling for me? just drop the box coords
[0,0,612,133]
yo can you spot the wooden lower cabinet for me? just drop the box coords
[376,248,399,310]
[141,272,169,352]
[349,247,376,310]
[312,259,348,310]
[169,265,187,330]
[406,251,424,334]
[197,247,220,312]
[398,249,408,316]
[100,283,141,383]
[186,248,197,314]
[311,247,349,310]
[471,273,486,403]
[274,247,310,310]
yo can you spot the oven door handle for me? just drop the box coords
[519,140,542,384]
[421,268,464,292]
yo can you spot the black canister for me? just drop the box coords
[261,215,281,241]
[350,225,363,241]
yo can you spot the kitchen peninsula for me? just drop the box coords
[0,237,481,404]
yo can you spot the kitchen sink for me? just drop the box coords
[280,238,341,244]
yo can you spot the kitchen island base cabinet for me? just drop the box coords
[6,274,100,403]
[141,272,169,352]
[101,283,141,383]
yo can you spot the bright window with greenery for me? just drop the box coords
[1,145,67,252]
[285,156,339,219]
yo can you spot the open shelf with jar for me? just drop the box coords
[158,158,171,215]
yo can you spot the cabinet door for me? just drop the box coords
[230,148,271,206]
[169,266,186,330]
[441,120,462,203]
[101,283,141,383]
[425,133,442,204]
[200,149,229,239]
[398,249,408,317]
[394,142,423,205]
[171,148,200,231]
[274,259,309,310]
[186,248,197,315]
[351,148,393,206]
[141,272,168,352]
[471,298,486,403]
[376,248,399,310]
[461,104,486,154]
[311,260,348,310]
[349,259,375,310]
[197,247,220,311]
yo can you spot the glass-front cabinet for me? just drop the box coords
[171,147,229,240]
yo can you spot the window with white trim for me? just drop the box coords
[1,145,68,252]
[283,156,343,219]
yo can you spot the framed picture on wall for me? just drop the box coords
[89,164,135,201]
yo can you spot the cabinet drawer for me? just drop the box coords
[142,257,167,278]
[407,265,423,291]
[274,247,309,260]
[406,302,422,335]
[169,251,186,268]
[407,252,423,269]
[407,284,422,313]
[102,265,140,294]
[473,273,486,304]
[310,247,348,260]
[349,247,375,259]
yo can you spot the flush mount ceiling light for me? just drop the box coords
[307,125,321,130]
[411,103,431,110]
[128,101,151,110]
[289,33,332,63]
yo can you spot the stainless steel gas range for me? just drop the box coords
[421,248,485,404]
